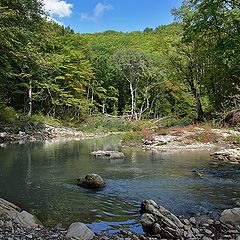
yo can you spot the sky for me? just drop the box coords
[43,0,183,33]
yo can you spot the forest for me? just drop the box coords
[0,0,239,126]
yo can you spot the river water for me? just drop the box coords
[0,136,239,234]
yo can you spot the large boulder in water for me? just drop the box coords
[90,150,124,159]
[140,200,184,238]
[77,174,106,189]
[222,109,240,127]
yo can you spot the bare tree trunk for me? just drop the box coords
[129,82,137,120]
[46,84,55,117]
[102,102,105,114]
[28,78,32,116]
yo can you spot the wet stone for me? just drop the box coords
[204,229,212,235]
[190,217,196,225]
[202,237,212,240]
[183,219,190,225]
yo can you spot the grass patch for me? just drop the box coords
[121,131,144,146]
[77,115,154,133]
[185,129,219,143]
[225,134,240,144]
[156,127,170,135]
[29,114,61,126]
[155,116,192,128]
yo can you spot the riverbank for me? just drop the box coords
[122,126,240,152]
[0,123,119,146]
[1,122,240,163]
[1,117,239,151]
[1,197,240,240]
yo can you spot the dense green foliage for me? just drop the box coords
[0,0,239,125]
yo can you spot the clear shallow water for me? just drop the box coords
[0,136,239,234]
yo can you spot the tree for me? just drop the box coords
[113,49,154,120]
[0,0,44,114]
[174,0,240,113]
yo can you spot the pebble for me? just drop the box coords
[189,217,196,225]
[202,237,212,240]
[203,229,212,235]
[183,218,190,225]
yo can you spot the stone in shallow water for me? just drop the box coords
[66,222,95,239]
[90,150,124,159]
[77,173,106,189]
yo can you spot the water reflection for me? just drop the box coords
[0,136,239,233]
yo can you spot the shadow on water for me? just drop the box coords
[0,136,239,234]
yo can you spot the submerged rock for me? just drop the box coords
[90,150,124,159]
[77,173,106,189]
[211,148,240,164]
[140,200,184,238]
[66,222,95,239]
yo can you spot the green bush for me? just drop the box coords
[0,104,18,124]
[29,114,61,126]
[77,115,129,132]
[156,116,192,128]
[121,131,143,145]
[78,115,154,132]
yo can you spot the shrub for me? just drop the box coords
[225,134,240,144]
[0,104,18,124]
[156,127,169,135]
[78,115,154,133]
[29,114,61,126]
[156,116,192,128]
[185,129,218,143]
[121,131,143,145]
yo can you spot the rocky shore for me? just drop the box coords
[0,123,116,146]
[141,127,240,152]
[210,148,240,164]
[1,197,240,240]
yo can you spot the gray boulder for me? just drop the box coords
[220,208,240,226]
[90,150,124,159]
[77,173,106,189]
[141,200,183,238]
[66,222,95,239]
[0,198,42,228]
[9,210,41,228]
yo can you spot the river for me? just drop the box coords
[0,136,239,234]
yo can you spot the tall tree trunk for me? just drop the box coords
[28,78,32,116]
[129,82,137,120]
[102,102,105,114]
[195,83,204,121]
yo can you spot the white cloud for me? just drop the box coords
[80,2,113,21]
[43,0,73,18]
